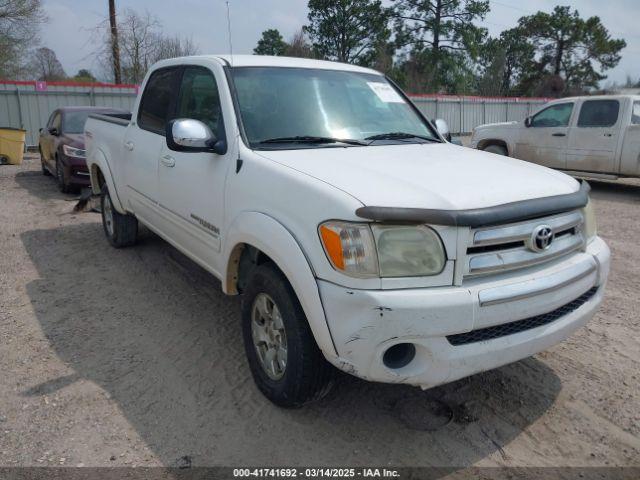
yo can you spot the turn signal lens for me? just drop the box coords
[319,222,378,277]
[582,199,597,241]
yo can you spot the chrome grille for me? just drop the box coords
[464,210,585,276]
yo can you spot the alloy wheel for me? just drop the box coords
[251,293,288,380]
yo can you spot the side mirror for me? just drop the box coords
[524,117,532,128]
[434,118,451,141]
[166,118,227,155]
[48,127,59,136]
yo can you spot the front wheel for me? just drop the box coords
[56,157,71,193]
[40,148,51,176]
[241,263,334,407]
[101,184,138,248]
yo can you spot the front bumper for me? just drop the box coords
[318,236,610,388]
[62,154,91,186]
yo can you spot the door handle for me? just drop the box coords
[551,133,566,137]
[161,154,175,167]
[604,133,613,137]
[124,141,134,151]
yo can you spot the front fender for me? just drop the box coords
[87,148,126,213]
[221,211,338,360]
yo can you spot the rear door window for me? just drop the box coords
[577,100,620,128]
[531,103,573,128]
[632,101,640,125]
[138,67,181,135]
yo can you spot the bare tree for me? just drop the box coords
[30,47,66,80]
[117,9,160,84]
[152,35,199,63]
[91,8,199,84]
[0,0,47,78]
[286,29,315,59]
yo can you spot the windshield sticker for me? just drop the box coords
[367,82,405,103]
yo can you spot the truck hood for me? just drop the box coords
[474,121,519,131]
[257,143,579,210]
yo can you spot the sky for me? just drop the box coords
[41,0,640,86]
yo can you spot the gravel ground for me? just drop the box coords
[0,154,638,473]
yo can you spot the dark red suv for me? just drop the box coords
[39,107,128,192]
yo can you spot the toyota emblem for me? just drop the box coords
[530,225,554,252]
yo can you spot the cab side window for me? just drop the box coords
[531,103,574,128]
[176,66,224,138]
[577,100,620,128]
[632,101,640,125]
[138,67,180,135]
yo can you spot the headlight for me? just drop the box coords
[318,222,446,278]
[63,145,86,158]
[372,225,446,277]
[582,199,597,241]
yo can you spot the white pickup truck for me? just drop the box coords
[85,55,610,407]
[470,95,640,179]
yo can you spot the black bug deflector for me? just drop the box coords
[355,180,590,228]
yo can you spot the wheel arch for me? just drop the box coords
[88,149,126,213]
[222,212,338,360]
[477,138,510,155]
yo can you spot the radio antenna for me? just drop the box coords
[225,0,234,66]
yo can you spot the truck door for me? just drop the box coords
[514,102,573,169]
[620,100,640,176]
[156,63,232,273]
[566,99,621,174]
[123,66,181,228]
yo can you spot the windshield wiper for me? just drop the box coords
[365,132,440,143]
[258,136,366,146]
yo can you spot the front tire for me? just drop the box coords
[241,263,334,407]
[56,157,71,193]
[40,148,51,176]
[101,184,138,248]
[483,144,508,156]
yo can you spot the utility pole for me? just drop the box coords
[109,0,122,84]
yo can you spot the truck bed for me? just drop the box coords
[88,112,132,127]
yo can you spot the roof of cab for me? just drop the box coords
[547,94,640,103]
[154,54,383,76]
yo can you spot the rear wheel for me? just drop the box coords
[101,184,138,248]
[241,263,334,407]
[483,144,508,156]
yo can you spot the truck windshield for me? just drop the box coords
[230,67,439,149]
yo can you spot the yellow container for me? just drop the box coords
[0,127,27,165]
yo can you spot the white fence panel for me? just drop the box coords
[0,81,137,146]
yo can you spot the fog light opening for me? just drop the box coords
[383,343,416,369]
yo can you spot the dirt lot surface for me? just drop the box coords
[1,154,639,472]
